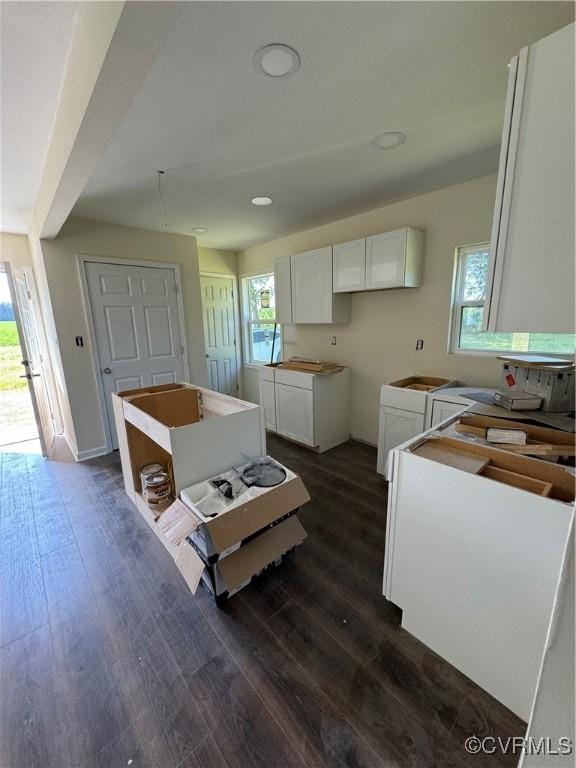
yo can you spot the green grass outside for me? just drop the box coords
[0,320,18,347]
[0,321,26,391]
[460,331,576,354]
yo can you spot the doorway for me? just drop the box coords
[200,274,240,396]
[0,264,55,455]
[82,258,189,450]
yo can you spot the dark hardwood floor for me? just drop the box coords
[0,435,525,768]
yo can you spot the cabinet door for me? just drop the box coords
[485,24,575,333]
[274,255,292,324]
[259,379,277,432]
[377,406,424,476]
[430,399,466,428]
[366,230,407,289]
[275,383,315,446]
[333,239,366,292]
[291,247,333,323]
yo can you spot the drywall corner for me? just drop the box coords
[27,220,78,455]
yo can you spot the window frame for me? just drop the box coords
[448,243,574,358]
[241,271,282,368]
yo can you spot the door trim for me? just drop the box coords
[77,254,191,453]
[2,262,48,456]
[16,265,64,436]
[199,272,242,397]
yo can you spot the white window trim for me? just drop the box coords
[241,272,282,368]
[448,244,574,358]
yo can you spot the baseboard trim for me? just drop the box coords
[349,435,378,449]
[63,432,78,460]
[62,432,109,462]
[76,445,109,462]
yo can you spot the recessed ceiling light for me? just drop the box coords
[251,196,273,206]
[190,227,207,233]
[253,44,300,79]
[372,131,407,150]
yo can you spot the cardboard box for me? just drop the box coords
[178,461,310,561]
[498,358,575,412]
[154,459,310,603]
[188,508,299,564]
[175,516,307,603]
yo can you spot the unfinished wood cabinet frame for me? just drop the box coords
[113,383,266,504]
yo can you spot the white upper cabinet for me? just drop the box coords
[365,228,424,290]
[333,238,366,292]
[485,23,575,333]
[274,228,423,323]
[274,255,293,324]
[291,247,351,324]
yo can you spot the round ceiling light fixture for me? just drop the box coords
[371,131,407,150]
[190,227,207,234]
[253,44,300,79]
[251,196,273,206]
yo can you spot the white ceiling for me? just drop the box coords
[0,1,79,234]
[12,1,574,250]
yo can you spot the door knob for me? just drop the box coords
[103,367,112,374]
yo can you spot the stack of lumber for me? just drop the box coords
[277,358,344,374]
[454,421,576,457]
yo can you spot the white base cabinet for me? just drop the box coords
[275,383,314,447]
[377,407,424,475]
[258,365,350,452]
[425,386,497,430]
[383,421,574,720]
[376,376,457,477]
[259,378,277,432]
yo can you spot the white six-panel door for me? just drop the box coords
[200,275,239,396]
[86,261,185,449]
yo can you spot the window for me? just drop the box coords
[450,244,575,355]
[242,273,282,365]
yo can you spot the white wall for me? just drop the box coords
[0,233,33,266]
[198,247,238,276]
[239,174,502,444]
[36,217,207,458]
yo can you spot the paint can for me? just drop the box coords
[140,462,163,491]
[143,471,173,512]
